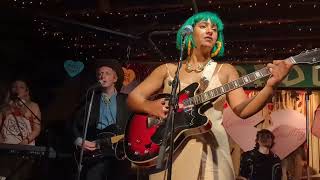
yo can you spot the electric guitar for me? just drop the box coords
[74,127,125,164]
[123,48,320,167]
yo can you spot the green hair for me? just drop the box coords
[176,11,225,58]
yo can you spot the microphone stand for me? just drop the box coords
[15,96,50,179]
[14,97,42,145]
[76,87,96,180]
[305,89,312,180]
[156,35,186,180]
[16,97,41,123]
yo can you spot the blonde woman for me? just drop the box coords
[0,79,41,145]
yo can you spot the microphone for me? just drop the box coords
[89,81,102,89]
[10,93,24,106]
[10,93,19,100]
[181,25,193,37]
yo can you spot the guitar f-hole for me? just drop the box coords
[145,142,152,149]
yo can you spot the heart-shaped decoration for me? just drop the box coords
[122,67,136,86]
[269,110,306,159]
[223,107,264,151]
[64,60,84,77]
[311,105,320,138]
[223,108,306,159]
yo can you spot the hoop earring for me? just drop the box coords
[211,41,222,58]
[187,40,192,56]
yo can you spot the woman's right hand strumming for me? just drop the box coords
[145,98,169,119]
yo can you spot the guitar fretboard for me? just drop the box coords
[183,57,297,106]
[183,67,270,106]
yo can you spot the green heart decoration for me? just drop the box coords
[64,60,84,77]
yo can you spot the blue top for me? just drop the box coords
[97,93,117,129]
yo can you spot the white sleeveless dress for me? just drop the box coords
[0,106,35,145]
[149,63,235,180]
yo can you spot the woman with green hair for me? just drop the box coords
[128,11,292,179]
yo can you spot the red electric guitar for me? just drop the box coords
[124,49,320,167]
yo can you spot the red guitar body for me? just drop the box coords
[124,83,213,167]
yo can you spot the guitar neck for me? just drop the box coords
[184,57,296,106]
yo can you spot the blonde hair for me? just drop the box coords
[3,80,31,105]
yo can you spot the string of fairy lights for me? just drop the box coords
[9,0,50,9]
[9,0,320,62]
[9,0,320,12]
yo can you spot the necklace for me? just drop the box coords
[185,62,206,73]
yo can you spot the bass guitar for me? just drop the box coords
[124,49,320,167]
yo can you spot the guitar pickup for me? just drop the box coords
[147,116,161,128]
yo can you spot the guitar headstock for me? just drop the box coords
[292,48,320,64]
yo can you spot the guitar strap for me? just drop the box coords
[198,59,217,93]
